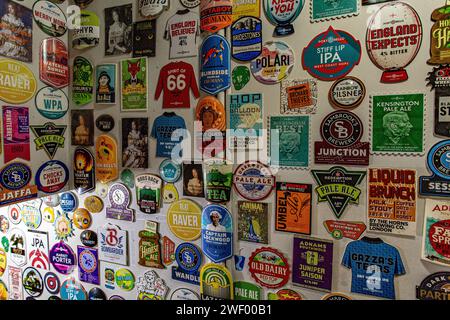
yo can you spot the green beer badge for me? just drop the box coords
[371,93,425,154]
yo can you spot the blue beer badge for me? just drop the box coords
[263,0,304,36]
[60,192,78,213]
[201,204,233,263]
[60,278,87,300]
[420,140,450,197]
[172,242,202,285]
[200,34,231,95]
[159,159,182,183]
[231,17,262,62]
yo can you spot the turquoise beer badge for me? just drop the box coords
[269,116,310,168]
[371,93,425,154]
[311,0,360,22]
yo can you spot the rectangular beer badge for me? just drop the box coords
[237,201,269,244]
[2,106,30,162]
[121,58,148,111]
[368,168,417,237]
[311,0,360,22]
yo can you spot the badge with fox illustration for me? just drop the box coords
[121,58,148,111]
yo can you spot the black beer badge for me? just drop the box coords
[427,65,450,137]
[314,111,369,166]
[420,140,450,197]
[31,123,67,160]
[74,147,96,195]
[416,272,450,300]
[312,166,366,219]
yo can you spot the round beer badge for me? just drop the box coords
[21,202,42,230]
[35,87,69,120]
[115,268,135,291]
[43,207,56,223]
[0,215,9,234]
[8,205,21,225]
[329,77,366,109]
[33,1,67,37]
[160,159,182,183]
[0,162,31,191]
[0,280,7,300]
[44,194,60,208]
[233,161,275,201]
[73,208,92,230]
[35,161,69,193]
[176,242,202,273]
[320,111,363,148]
[89,287,107,300]
[84,196,103,213]
[163,183,179,204]
[196,96,226,132]
[22,267,44,297]
[60,192,78,212]
[180,0,200,8]
[95,114,115,132]
[167,199,202,241]
[427,140,450,180]
[60,278,87,300]
[321,292,352,300]
[251,41,294,84]
[54,212,74,241]
[44,272,60,295]
[0,59,37,104]
[50,241,76,275]
[268,289,304,300]
[248,247,290,289]
[80,230,98,247]
[170,288,200,300]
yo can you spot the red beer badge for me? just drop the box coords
[314,110,369,166]
[248,247,290,289]
[200,0,232,33]
[40,38,69,89]
[323,220,366,240]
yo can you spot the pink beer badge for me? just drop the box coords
[40,38,69,89]
[2,106,30,163]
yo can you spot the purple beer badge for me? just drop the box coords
[50,241,76,275]
[292,235,334,292]
[2,106,30,163]
[106,183,135,222]
[77,246,100,285]
[315,110,369,165]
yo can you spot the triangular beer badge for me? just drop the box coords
[31,123,66,160]
[311,166,366,219]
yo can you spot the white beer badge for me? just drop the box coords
[33,0,67,37]
[98,223,129,266]
[139,0,169,19]
[36,161,69,194]
[9,228,27,267]
[35,87,69,120]
[27,230,50,270]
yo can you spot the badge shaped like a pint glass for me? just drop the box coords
[263,0,304,36]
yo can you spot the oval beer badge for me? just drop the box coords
[35,87,69,120]
[248,247,290,289]
[40,38,69,89]
[49,241,76,275]
[231,17,262,61]
[95,115,115,132]
[33,1,67,37]
[251,41,294,84]
[420,140,450,197]
[329,77,366,109]
[0,162,31,191]
[72,56,94,106]
[167,199,202,241]
[233,161,275,201]
[35,161,69,194]
[0,59,37,104]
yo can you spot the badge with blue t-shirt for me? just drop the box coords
[341,237,406,299]
[151,112,186,158]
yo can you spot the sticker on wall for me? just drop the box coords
[96,64,116,105]
[280,78,318,115]
[311,0,359,22]
[427,65,450,137]
[122,117,149,169]
[167,199,202,241]
[275,182,312,235]
[367,169,417,236]
[200,0,232,32]
[73,147,95,195]
[233,281,261,300]
[370,93,425,155]
[133,20,156,58]
[8,266,23,300]
[269,115,310,168]
[248,247,290,289]
[22,267,43,297]
[416,272,450,300]
[201,204,233,263]
[231,17,262,62]
[227,93,264,150]
[0,59,37,104]
[302,26,361,81]
[77,246,99,285]
[35,161,69,194]
[204,160,233,203]
[200,263,233,300]
[60,278,87,300]
[324,220,366,240]
[422,199,450,267]
[312,166,366,219]
[136,270,169,300]
[200,34,231,95]
[121,58,148,112]
[135,174,162,214]
[27,230,49,271]
[95,135,118,184]
[237,201,268,244]
[292,235,333,292]
[31,123,66,160]
[232,66,250,91]
[33,1,67,37]
[72,10,100,50]
[40,38,69,89]
[49,241,75,275]
[35,87,69,120]
[2,106,30,163]
[233,161,275,201]
[315,110,370,165]
[172,242,202,285]
[329,77,366,110]
[60,192,77,213]
[72,56,94,106]
[53,211,74,241]
[263,0,304,36]
[251,41,294,85]
[21,200,42,230]
[170,288,200,300]
[138,0,169,19]
[99,223,128,266]
[105,183,134,222]
[120,169,135,189]
[9,228,26,267]
[0,162,38,207]
[429,2,450,65]
[366,2,422,83]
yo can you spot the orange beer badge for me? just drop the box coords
[95,135,118,184]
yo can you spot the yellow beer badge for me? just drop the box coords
[42,207,56,223]
[84,196,103,213]
[167,199,202,241]
[163,183,179,204]
[73,208,92,229]
[95,135,118,184]
[0,248,6,277]
[0,280,7,300]
[0,59,37,104]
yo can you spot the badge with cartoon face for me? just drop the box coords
[73,208,92,230]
